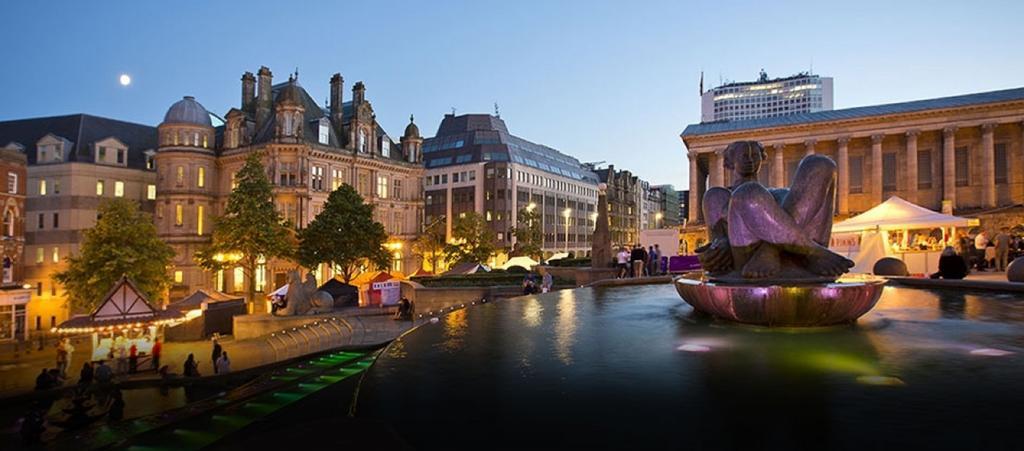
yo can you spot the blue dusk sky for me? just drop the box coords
[1,0,1021,188]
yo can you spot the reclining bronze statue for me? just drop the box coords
[697,141,853,282]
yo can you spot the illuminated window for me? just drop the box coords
[51,247,59,263]
[311,166,324,191]
[174,270,183,284]
[39,180,46,196]
[7,172,16,194]
[96,180,104,196]
[114,181,124,197]
[232,267,244,293]
[198,167,205,188]
[175,204,183,226]
[231,172,238,189]
[331,169,344,190]
[197,205,204,236]
[147,184,156,200]
[377,176,388,198]
[393,179,402,199]
[176,166,184,187]
[35,247,43,264]
[202,134,208,148]
[255,257,266,292]
[216,269,224,292]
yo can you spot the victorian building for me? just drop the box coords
[156,67,424,300]
[682,86,1024,251]
[594,165,642,250]
[423,113,599,261]
[0,114,157,332]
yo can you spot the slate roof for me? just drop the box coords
[247,79,406,162]
[682,86,1024,138]
[423,114,599,184]
[0,114,157,169]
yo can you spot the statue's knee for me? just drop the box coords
[799,155,837,177]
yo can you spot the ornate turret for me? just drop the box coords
[400,114,423,164]
[274,75,305,141]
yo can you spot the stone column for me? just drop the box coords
[871,134,884,205]
[905,130,919,204]
[981,123,996,208]
[712,150,725,187]
[942,126,957,213]
[837,137,850,215]
[688,152,699,224]
[804,139,816,157]
[772,143,785,187]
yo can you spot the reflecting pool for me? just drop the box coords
[354,284,1024,450]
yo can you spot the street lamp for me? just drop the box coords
[526,202,536,212]
[563,208,572,253]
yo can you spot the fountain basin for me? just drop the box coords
[674,272,886,327]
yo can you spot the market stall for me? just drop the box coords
[831,196,976,274]
[55,276,184,362]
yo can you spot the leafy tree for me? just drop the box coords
[511,207,543,260]
[297,184,391,283]
[196,151,294,307]
[412,216,446,273]
[55,198,175,312]
[443,212,497,265]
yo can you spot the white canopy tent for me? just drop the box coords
[831,196,975,274]
[499,256,540,270]
[832,196,971,233]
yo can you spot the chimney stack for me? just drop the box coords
[330,73,344,132]
[352,81,366,104]
[256,66,273,131]
[241,71,256,114]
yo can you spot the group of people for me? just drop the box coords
[956,228,1022,272]
[616,244,665,278]
[522,270,554,295]
[394,296,415,320]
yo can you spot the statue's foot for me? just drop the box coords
[741,245,780,278]
[807,246,855,277]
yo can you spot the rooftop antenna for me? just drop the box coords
[294,67,299,80]
[494,102,500,118]
[809,57,814,75]
[450,107,457,115]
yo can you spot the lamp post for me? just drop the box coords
[563,208,572,253]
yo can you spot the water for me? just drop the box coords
[354,284,1024,450]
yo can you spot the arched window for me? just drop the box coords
[2,208,13,237]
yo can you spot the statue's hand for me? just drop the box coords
[697,237,733,273]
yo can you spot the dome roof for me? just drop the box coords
[403,115,420,138]
[163,96,212,127]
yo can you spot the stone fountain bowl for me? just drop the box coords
[674,272,886,327]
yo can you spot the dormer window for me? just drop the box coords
[318,119,330,145]
[98,147,107,161]
[381,139,390,158]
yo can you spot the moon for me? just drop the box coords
[119,74,131,86]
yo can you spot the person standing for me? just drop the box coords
[647,245,657,276]
[115,340,128,374]
[995,227,1011,272]
[128,343,138,374]
[55,340,68,377]
[974,231,989,270]
[210,340,222,375]
[542,270,553,293]
[630,245,643,278]
[616,247,630,278]
[63,339,75,377]
[94,360,113,385]
[183,353,200,377]
[653,244,663,275]
[151,338,162,371]
[216,352,231,374]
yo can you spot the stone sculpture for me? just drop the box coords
[277,270,334,316]
[697,141,854,282]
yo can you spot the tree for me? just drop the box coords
[55,198,175,312]
[511,207,543,260]
[196,151,294,308]
[443,212,497,265]
[412,216,446,273]
[297,184,391,283]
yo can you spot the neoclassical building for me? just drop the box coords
[681,87,1024,250]
[156,66,424,301]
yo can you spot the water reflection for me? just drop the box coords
[554,290,577,365]
[440,308,467,352]
[521,297,543,328]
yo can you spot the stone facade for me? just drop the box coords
[156,67,424,301]
[683,87,1024,245]
[595,165,642,250]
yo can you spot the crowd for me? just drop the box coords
[931,227,1024,279]
[615,244,666,278]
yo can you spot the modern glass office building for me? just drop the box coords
[700,70,833,122]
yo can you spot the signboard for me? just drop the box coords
[638,228,681,257]
[372,280,401,306]
[829,233,861,253]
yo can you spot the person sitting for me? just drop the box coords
[94,360,113,384]
[78,362,94,385]
[930,247,969,280]
[34,368,52,391]
[183,353,200,378]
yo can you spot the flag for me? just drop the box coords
[699,71,704,96]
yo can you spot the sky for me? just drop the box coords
[1,0,1022,189]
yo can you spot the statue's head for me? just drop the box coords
[723,141,766,178]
